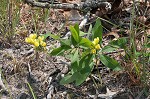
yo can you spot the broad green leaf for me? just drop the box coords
[80,60,94,74]
[79,31,88,36]
[70,25,80,43]
[79,54,94,72]
[71,49,79,63]
[79,38,93,48]
[80,54,93,69]
[60,74,75,85]
[71,35,78,46]
[100,54,122,71]
[60,39,71,46]
[75,56,94,86]
[61,72,87,86]
[74,24,80,35]
[75,72,88,86]
[92,18,103,44]
[109,37,128,49]
[102,45,118,53]
[71,61,79,73]
[70,49,79,73]
[50,45,71,56]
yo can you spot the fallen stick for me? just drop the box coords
[24,0,111,11]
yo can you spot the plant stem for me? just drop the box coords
[90,75,98,89]
[95,55,102,87]
[130,3,140,75]
[35,50,39,66]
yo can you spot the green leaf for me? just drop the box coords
[70,49,79,73]
[71,61,79,73]
[50,45,71,56]
[92,18,103,44]
[70,25,80,43]
[74,24,80,34]
[79,38,93,48]
[79,31,87,36]
[109,37,128,49]
[80,54,93,69]
[87,24,92,38]
[60,74,75,85]
[42,32,60,40]
[58,50,95,86]
[81,50,91,58]
[102,45,118,53]
[75,72,87,86]
[71,35,78,46]
[80,60,94,74]
[71,49,79,63]
[146,43,150,48]
[60,39,71,46]
[100,54,122,71]
[75,54,94,86]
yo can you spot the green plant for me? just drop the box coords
[120,3,150,86]
[25,33,47,50]
[27,82,37,99]
[25,33,47,63]
[49,18,122,86]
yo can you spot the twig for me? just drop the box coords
[25,0,111,11]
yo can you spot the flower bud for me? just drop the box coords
[40,41,46,47]
[34,41,39,47]
[38,36,44,41]
[29,34,37,39]
[91,49,96,54]
[93,37,99,45]
[95,44,101,50]
[25,37,30,43]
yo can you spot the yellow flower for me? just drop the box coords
[25,37,34,44]
[34,41,39,47]
[38,36,44,41]
[91,49,96,54]
[25,34,46,50]
[92,37,99,45]
[25,37,30,43]
[40,41,46,47]
[29,34,37,39]
[95,44,101,50]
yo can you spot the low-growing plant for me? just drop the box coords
[25,33,47,50]
[25,33,47,62]
[49,18,122,86]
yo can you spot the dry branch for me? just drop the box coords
[25,0,111,11]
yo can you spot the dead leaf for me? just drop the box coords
[104,31,120,40]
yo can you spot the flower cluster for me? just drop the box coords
[91,37,101,54]
[25,33,46,50]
